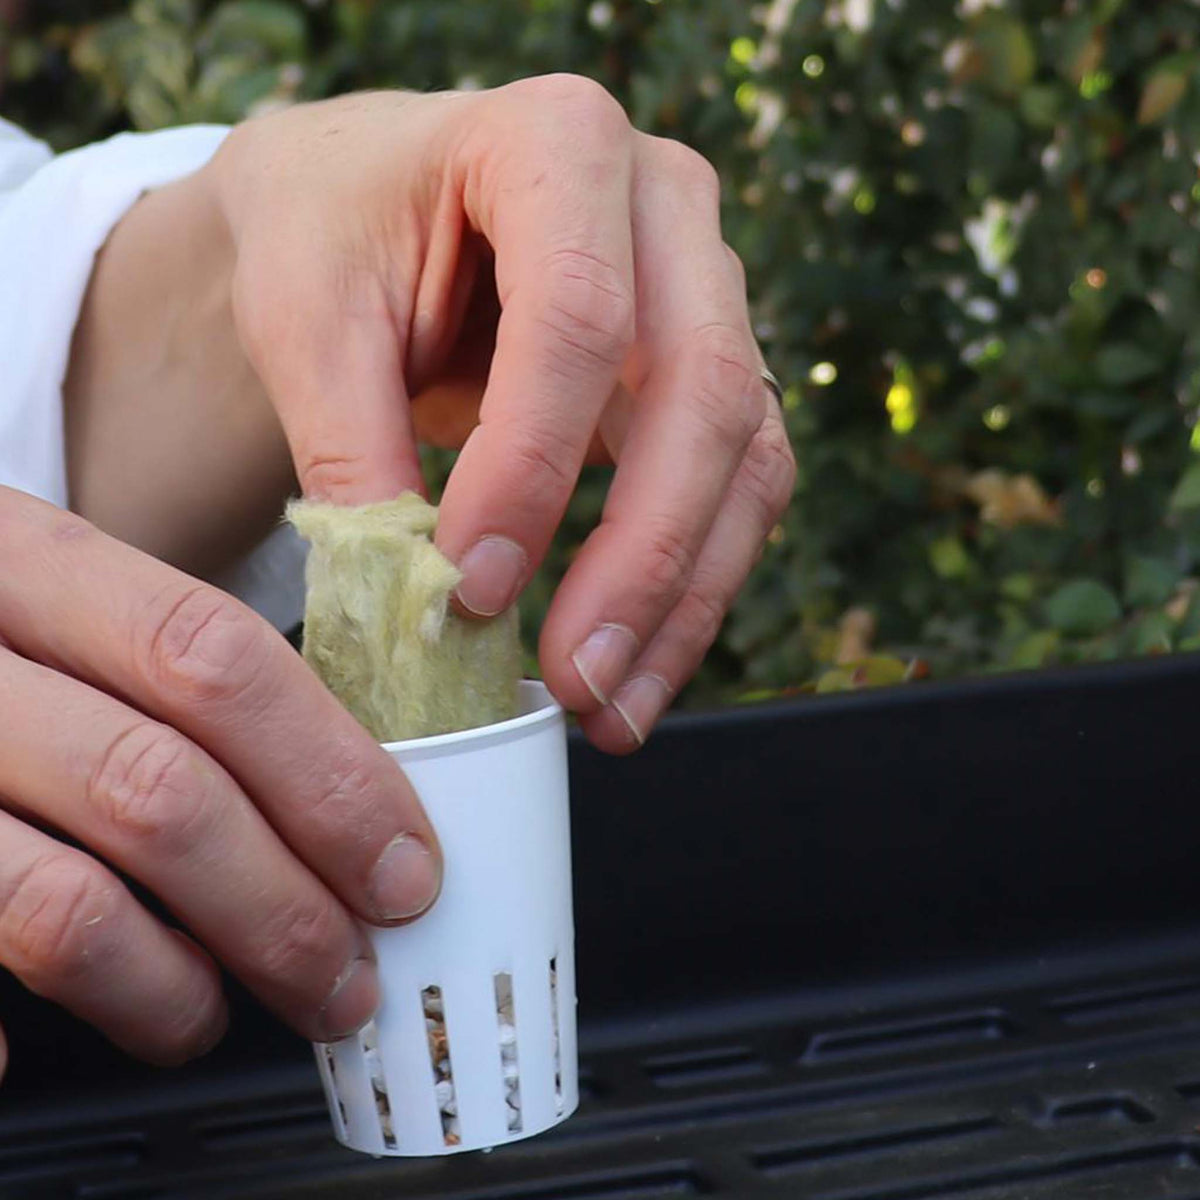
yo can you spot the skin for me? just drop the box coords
[1,77,794,1078]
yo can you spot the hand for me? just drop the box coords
[0,486,443,1071]
[69,76,795,754]
[218,78,795,752]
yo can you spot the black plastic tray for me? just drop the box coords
[6,652,1200,1198]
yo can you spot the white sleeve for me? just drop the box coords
[0,118,306,632]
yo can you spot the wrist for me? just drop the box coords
[65,161,292,577]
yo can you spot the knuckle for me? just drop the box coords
[0,487,94,558]
[523,73,628,137]
[724,243,748,292]
[740,418,798,524]
[254,896,342,985]
[143,585,270,710]
[655,137,721,200]
[687,323,760,446]
[46,507,96,545]
[676,585,728,653]
[88,723,213,857]
[506,424,579,497]
[538,249,635,369]
[2,854,117,991]
[298,451,373,501]
[640,517,696,605]
[306,752,384,829]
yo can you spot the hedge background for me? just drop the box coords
[4,0,1200,704]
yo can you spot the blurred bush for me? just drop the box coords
[5,0,1200,701]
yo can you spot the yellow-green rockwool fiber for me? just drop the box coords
[288,494,521,742]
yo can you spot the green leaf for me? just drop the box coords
[1138,54,1195,125]
[1175,590,1200,637]
[814,656,911,693]
[193,57,281,120]
[972,13,1036,98]
[928,535,971,579]
[1010,629,1060,669]
[1170,462,1200,512]
[1096,343,1160,387]
[969,102,1020,182]
[1060,18,1104,85]
[199,0,306,61]
[1000,573,1036,602]
[1076,391,1137,419]
[131,0,196,26]
[1044,579,1122,636]
[1126,406,1176,443]
[854,657,911,686]
[6,38,44,85]
[814,668,854,694]
[1019,84,1062,130]
[1128,610,1173,654]
[1124,555,1178,607]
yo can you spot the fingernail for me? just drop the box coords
[455,536,528,616]
[369,833,442,922]
[571,623,640,705]
[318,957,380,1042]
[612,673,673,746]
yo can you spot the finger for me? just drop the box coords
[408,232,495,397]
[539,134,765,712]
[411,376,628,467]
[229,210,424,505]
[435,75,636,617]
[580,399,795,753]
[0,489,442,933]
[0,808,227,1064]
[0,646,380,1043]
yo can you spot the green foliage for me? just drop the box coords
[1044,578,1121,637]
[6,0,1200,704]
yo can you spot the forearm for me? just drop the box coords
[64,163,294,579]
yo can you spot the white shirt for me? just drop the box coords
[0,118,305,631]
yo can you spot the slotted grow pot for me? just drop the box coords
[6,651,1200,1199]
